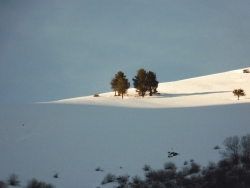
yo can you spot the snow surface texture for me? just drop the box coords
[0,68,249,188]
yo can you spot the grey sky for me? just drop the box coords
[1,0,250,104]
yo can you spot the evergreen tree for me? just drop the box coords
[117,77,130,99]
[110,71,126,96]
[133,69,159,97]
[146,71,158,96]
[132,69,148,97]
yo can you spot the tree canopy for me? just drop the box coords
[110,71,130,98]
[110,71,127,96]
[233,88,246,100]
[117,77,130,99]
[132,69,158,97]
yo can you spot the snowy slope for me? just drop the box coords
[49,68,250,107]
[0,68,250,188]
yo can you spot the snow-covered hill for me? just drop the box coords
[49,68,250,107]
[0,68,249,188]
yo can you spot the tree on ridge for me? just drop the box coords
[132,69,148,97]
[110,71,126,96]
[132,69,159,97]
[117,77,130,99]
[233,88,246,100]
[146,71,158,96]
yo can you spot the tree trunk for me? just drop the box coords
[149,86,152,96]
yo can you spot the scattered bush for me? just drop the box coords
[99,134,250,188]
[0,181,8,188]
[142,164,151,171]
[95,167,103,171]
[243,69,249,73]
[93,94,99,97]
[168,151,179,158]
[164,162,177,171]
[116,174,129,185]
[25,178,56,188]
[53,172,59,178]
[214,145,220,149]
[6,173,20,186]
[189,162,201,174]
[131,175,142,185]
[207,161,217,170]
[101,173,116,184]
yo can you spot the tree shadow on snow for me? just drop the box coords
[157,91,230,98]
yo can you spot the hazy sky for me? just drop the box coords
[1,0,250,104]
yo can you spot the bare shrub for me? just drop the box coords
[53,172,59,178]
[164,162,177,172]
[241,134,250,158]
[7,173,20,186]
[207,161,217,170]
[101,173,116,184]
[25,178,56,188]
[131,175,142,184]
[0,181,8,188]
[116,174,129,185]
[214,145,220,149]
[189,162,201,174]
[142,164,151,171]
[95,167,104,172]
[222,135,240,165]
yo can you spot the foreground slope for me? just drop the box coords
[0,68,249,188]
[50,68,250,107]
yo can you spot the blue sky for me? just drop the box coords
[1,0,250,104]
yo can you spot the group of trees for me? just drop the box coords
[110,70,247,100]
[101,134,250,188]
[110,69,159,99]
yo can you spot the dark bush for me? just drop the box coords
[25,178,56,188]
[95,167,104,171]
[189,162,201,174]
[99,134,250,188]
[164,162,177,172]
[116,174,129,185]
[0,181,8,188]
[6,173,20,186]
[53,172,59,178]
[142,164,151,171]
[101,173,116,184]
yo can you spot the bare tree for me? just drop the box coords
[222,136,240,165]
[240,134,250,165]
